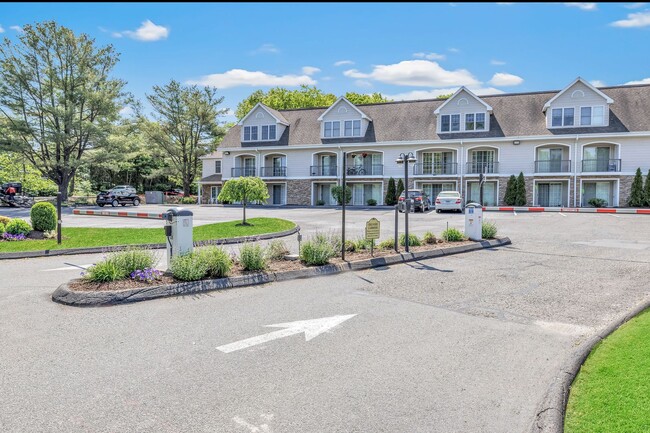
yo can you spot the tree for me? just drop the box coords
[644,169,650,207]
[515,172,527,206]
[0,152,58,196]
[385,177,397,205]
[628,167,644,207]
[218,177,269,225]
[396,179,405,200]
[235,85,391,119]
[331,185,352,205]
[142,80,227,196]
[436,93,453,100]
[503,175,517,206]
[0,21,126,201]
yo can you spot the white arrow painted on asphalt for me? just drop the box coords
[217,314,357,354]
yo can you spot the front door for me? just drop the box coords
[537,183,563,207]
[243,157,255,176]
[272,185,283,205]
[353,184,364,205]
[210,186,220,204]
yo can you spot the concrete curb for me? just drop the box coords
[483,206,650,214]
[530,297,650,433]
[0,226,300,260]
[52,237,511,307]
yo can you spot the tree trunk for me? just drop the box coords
[68,175,75,198]
[59,175,71,202]
[183,178,192,197]
[242,201,247,225]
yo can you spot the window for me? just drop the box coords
[563,108,574,126]
[244,124,276,141]
[465,113,475,131]
[324,122,332,138]
[464,113,486,131]
[451,114,460,132]
[475,113,485,130]
[244,126,251,141]
[551,108,575,127]
[250,126,258,140]
[342,119,361,137]
[441,115,450,132]
[581,106,604,126]
[324,121,341,138]
[262,125,269,140]
[580,107,591,126]
[344,120,353,137]
[552,109,562,127]
[353,119,361,136]
[214,160,221,174]
[269,124,276,140]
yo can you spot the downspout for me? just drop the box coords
[574,135,579,207]
[459,140,464,200]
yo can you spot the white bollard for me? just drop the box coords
[165,207,194,269]
[464,203,483,241]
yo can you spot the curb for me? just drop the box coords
[52,237,511,307]
[530,297,650,433]
[483,206,650,214]
[0,226,300,260]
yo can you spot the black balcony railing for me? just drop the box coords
[260,166,287,177]
[413,162,458,175]
[582,159,621,172]
[231,167,256,177]
[346,164,384,176]
[310,165,338,176]
[465,161,499,174]
[534,160,572,173]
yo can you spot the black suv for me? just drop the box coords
[96,185,141,207]
[397,189,431,213]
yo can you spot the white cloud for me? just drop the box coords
[590,80,606,87]
[448,47,460,53]
[187,69,316,89]
[413,52,446,60]
[10,25,23,32]
[624,2,647,8]
[624,77,650,85]
[321,76,333,81]
[611,11,650,27]
[251,43,279,55]
[489,72,524,86]
[490,59,506,65]
[334,60,354,66]
[564,3,598,11]
[386,87,504,101]
[113,20,169,41]
[302,66,321,76]
[343,60,480,87]
[0,25,4,33]
[354,80,373,88]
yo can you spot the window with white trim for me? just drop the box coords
[551,108,574,127]
[214,160,221,174]
[244,124,277,141]
[464,113,486,131]
[441,115,450,132]
[580,106,604,126]
[324,120,361,138]
[450,114,460,132]
[343,120,361,137]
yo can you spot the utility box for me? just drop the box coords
[145,191,163,204]
[164,207,194,269]
[464,202,483,241]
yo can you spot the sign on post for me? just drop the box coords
[365,218,380,256]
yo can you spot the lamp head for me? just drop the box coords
[407,155,417,163]
[395,155,404,164]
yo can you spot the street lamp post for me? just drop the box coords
[396,152,417,252]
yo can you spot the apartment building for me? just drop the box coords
[199,78,650,208]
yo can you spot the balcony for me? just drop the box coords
[465,162,499,174]
[231,167,256,177]
[345,164,383,176]
[310,165,338,176]
[534,160,572,173]
[413,162,458,176]
[582,159,621,172]
[260,166,287,177]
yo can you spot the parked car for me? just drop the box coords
[96,185,140,207]
[434,191,463,213]
[397,189,431,213]
[163,188,185,197]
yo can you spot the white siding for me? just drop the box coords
[202,158,221,177]
[436,89,490,133]
[546,81,610,128]
[240,106,285,141]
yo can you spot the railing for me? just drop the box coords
[346,164,384,176]
[465,162,499,174]
[582,159,621,172]
[310,165,338,176]
[413,162,458,175]
[231,167,256,177]
[260,166,287,177]
[534,160,572,173]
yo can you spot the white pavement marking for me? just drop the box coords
[608,213,620,218]
[217,314,357,354]
[232,416,272,433]
[42,263,94,272]
[558,212,566,217]
[513,211,517,216]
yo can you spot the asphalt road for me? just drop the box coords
[1,210,649,432]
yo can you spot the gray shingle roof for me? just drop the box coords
[220,84,650,148]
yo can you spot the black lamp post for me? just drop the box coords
[396,152,417,252]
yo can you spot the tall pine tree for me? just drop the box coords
[385,177,397,205]
[515,172,527,206]
[628,167,645,207]
[503,175,517,206]
[396,179,405,200]
[644,169,650,207]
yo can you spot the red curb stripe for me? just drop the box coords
[117,212,128,217]
[499,207,514,211]
[528,207,545,212]
[86,210,94,215]
[636,209,650,214]
[136,213,149,218]
[596,208,616,213]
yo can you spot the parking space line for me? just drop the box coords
[513,211,517,216]
[558,212,567,217]
[608,213,620,218]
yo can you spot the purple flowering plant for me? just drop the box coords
[2,233,26,241]
[130,268,162,283]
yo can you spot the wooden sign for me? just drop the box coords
[365,218,380,240]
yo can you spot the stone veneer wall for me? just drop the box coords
[286,179,312,206]
[577,175,634,207]
[201,184,218,204]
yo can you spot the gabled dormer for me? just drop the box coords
[543,77,613,129]
[318,97,372,139]
[238,102,289,143]
[434,87,493,133]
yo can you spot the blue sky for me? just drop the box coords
[2,2,650,121]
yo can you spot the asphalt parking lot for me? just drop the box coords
[1,207,649,432]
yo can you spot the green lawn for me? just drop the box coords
[0,218,295,252]
[565,308,650,433]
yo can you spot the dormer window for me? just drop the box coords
[324,120,361,138]
[261,125,276,140]
[580,106,604,126]
[544,78,613,129]
[464,113,486,131]
[551,108,574,127]
[244,124,276,142]
[318,97,371,139]
[344,120,361,137]
[435,87,493,133]
[324,121,340,138]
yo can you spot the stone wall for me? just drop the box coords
[286,179,312,206]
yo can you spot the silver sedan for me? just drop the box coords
[434,191,464,213]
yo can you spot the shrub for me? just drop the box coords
[43,230,57,239]
[399,233,421,247]
[354,238,372,250]
[5,218,31,236]
[316,199,325,206]
[423,231,437,244]
[3,233,26,241]
[344,240,356,252]
[181,196,196,205]
[300,235,337,265]
[378,238,395,250]
[85,260,124,283]
[0,215,11,226]
[110,248,157,275]
[396,179,405,200]
[198,246,232,277]
[266,240,289,260]
[0,222,5,235]
[628,168,644,207]
[366,198,377,206]
[503,175,517,206]
[515,172,527,206]
[588,198,606,208]
[385,177,397,206]
[30,202,57,231]
[239,243,267,271]
[130,268,163,283]
[331,185,352,205]
[441,227,465,242]
[170,252,209,281]
[482,220,498,239]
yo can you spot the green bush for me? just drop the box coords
[0,215,11,226]
[366,198,377,206]
[441,227,465,242]
[170,252,209,281]
[588,198,607,208]
[110,248,157,275]
[378,238,395,250]
[181,196,196,205]
[399,233,421,247]
[300,236,337,265]
[30,202,57,232]
[5,218,31,236]
[84,260,123,283]
[482,221,498,239]
[198,246,232,278]
[239,243,267,271]
[0,222,5,235]
[266,240,289,260]
[354,238,372,250]
[344,240,356,252]
[316,199,325,206]
[331,185,352,205]
[423,231,437,244]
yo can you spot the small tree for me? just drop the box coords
[218,177,269,225]
[503,175,517,206]
[385,177,397,206]
[644,169,650,207]
[628,167,645,207]
[331,185,352,205]
[515,172,527,206]
[396,179,405,200]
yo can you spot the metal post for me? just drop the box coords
[56,191,62,245]
[479,172,484,207]
[341,151,346,261]
[404,158,410,253]
[394,205,399,252]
